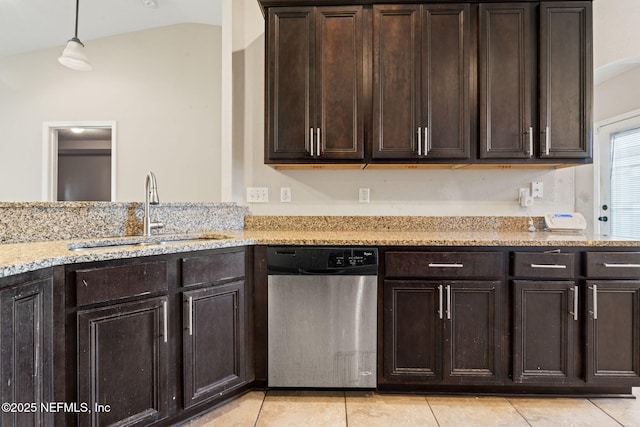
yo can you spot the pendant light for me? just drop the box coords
[58,0,92,71]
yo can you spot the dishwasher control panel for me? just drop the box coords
[327,249,377,268]
[268,247,378,275]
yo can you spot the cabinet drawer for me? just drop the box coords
[512,252,575,279]
[385,252,503,278]
[181,250,245,287]
[75,261,168,306]
[586,252,640,278]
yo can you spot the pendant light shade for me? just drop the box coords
[59,37,92,71]
[58,0,92,71]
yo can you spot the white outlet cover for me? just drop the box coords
[280,187,291,203]
[359,188,370,203]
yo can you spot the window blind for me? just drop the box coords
[610,127,640,239]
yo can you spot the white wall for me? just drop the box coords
[0,24,222,202]
[593,0,640,70]
[235,3,576,217]
[575,2,640,232]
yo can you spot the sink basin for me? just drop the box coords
[68,234,231,252]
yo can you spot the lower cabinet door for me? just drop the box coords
[586,281,640,384]
[383,280,442,383]
[77,297,169,427]
[512,280,579,384]
[183,281,246,408]
[443,281,503,383]
[0,276,54,427]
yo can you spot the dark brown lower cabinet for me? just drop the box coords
[586,281,640,384]
[512,280,579,384]
[76,296,169,427]
[0,272,56,427]
[183,281,246,408]
[383,280,502,385]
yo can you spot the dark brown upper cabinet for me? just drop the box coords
[266,6,365,164]
[372,4,471,161]
[479,3,535,159]
[479,1,592,162]
[539,2,592,160]
[259,0,593,168]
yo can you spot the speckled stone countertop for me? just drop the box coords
[2,227,639,278]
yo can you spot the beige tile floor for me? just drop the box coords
[184,388,640,427]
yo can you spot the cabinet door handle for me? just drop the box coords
[570,286,578,321]
[590,284,598,320]
[527,126,533,157]
[309,128,314,156]
[188,296,193,336]
[603,263,640,268]
[545,126,550,156]
[438,285,443,319]
[530,263,567,269]
[428,263,464,268]
[424,126,429,157]
[317,128,321,157]
[163,300,168,343]
[446,284,451,320]
[417,127,422,156]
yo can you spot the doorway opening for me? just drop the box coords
[42,121,117,201]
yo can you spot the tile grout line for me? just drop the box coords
[344,392,348,427]
[253,390,268,427]
[424,396,441,427]
[587,398,626,427]
[506,398,534,427]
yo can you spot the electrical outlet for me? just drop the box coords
[247,187,269,203]
[280,187,291,203]
[531,181,544,198]
[519,188,533,207]
[359,188,370,203]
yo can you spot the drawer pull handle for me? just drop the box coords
[163,300,168,343]
[603,263,640,268]
[188,296,193,336]
[530,263,567,269]
[428,263,464,268]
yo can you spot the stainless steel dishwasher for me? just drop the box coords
[267,246,378,388]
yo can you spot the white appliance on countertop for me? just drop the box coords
[544,212,587,232]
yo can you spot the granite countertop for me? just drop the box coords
[1,229,639,278]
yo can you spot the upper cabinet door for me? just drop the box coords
[372,4,471,161]
[479,3,535,159]
[266,6,364,163]
[421,4,471,160]
[315,7,365,160]
[266,7,315,161]
[372,5,421,160]
[539,2,592,159]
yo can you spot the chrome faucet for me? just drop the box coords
[143,171,164,236]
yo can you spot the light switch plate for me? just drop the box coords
[247,187,269,203]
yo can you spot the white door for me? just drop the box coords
[596,111,640,238]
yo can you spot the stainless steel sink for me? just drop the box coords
[68,234,231,252]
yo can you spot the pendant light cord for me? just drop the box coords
[74,0,80,39]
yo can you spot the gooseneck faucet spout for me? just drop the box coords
[143,171,164,236]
